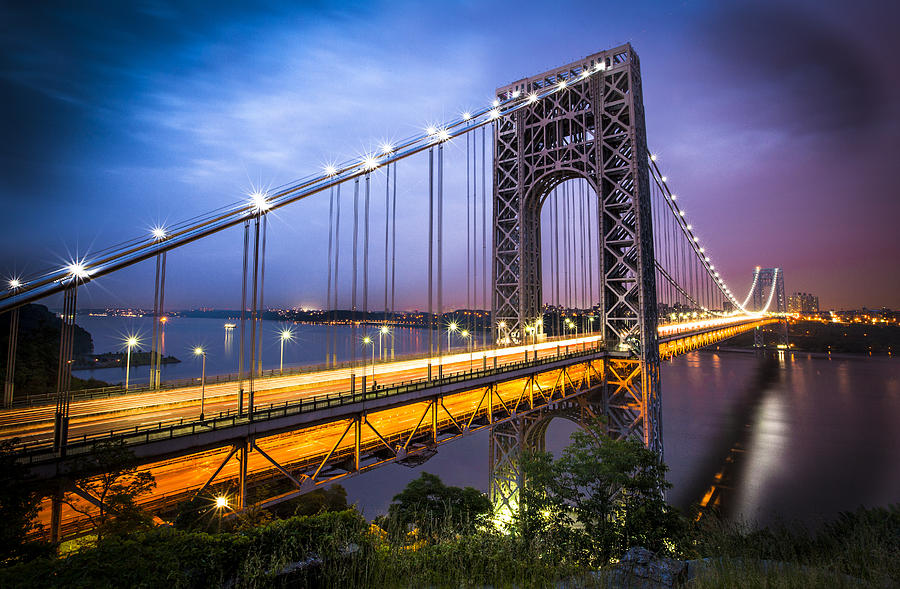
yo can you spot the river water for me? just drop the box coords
[73,317,899,527]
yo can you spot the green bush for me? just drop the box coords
[0,510,370,589]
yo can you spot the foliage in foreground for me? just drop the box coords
[0,439,46,565]
[0,504,895,588]
[517,419,686,567]
[1,419,896,587]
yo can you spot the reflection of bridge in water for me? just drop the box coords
[0,44,783,540]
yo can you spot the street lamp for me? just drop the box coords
[362,336,375,387]
[461,329,472,370]
[379,325,390,361]
[565,318,575,341]
[498,321,507,346]
[124,335,139,391]
[279,328,294,375]
[447,321,458,352]
[194,346,207,420]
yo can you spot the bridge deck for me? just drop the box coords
[3,316,776,540]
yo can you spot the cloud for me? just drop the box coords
[695,2,895,146]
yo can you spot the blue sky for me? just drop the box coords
[1,0,898,310]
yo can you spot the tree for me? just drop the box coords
[517,419,684,566]
[0,304,98,399]
[387,472,491,540]
[291,484,348,517]
[0,439,45,563]
[65,441,156,542]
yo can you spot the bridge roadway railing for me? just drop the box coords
[9,330,597,408]
[11,349,434,408]
[19,343,614,474]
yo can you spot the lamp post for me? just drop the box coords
[124,336,139,391]
[194,346,207,420]
[447,321,458,353]
[362,336,375,387]
[461,329,472,370]
[498,321,507,346]
[379,325,390,361]
[279,328,293,375]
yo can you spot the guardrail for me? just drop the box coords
[11,332,604,408]
[16,344,605,466]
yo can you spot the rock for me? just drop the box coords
[602,546,687,588]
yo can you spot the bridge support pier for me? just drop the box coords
[238,438,250,511]
[49,484,63,544]
[488,356,666,522]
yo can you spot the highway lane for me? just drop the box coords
[3,335,601,446]
[5,316,770,449]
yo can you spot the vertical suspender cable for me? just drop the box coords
[332,184,342,365]
[466,133,475,331]
[257,215,267,375]
[562,183,569,313]
[481,126,487,334]
[586,179,594,319]
[427,148,434,378]
[351,178,359,383]
[579,180,587,313]
[156,252,166,388]
[326,186,334,366]
[238,220,248,414]
[363,173,370,387]
[363,173,370,340]
[150,254,160,386]
[472,122,478,344]
[548,189,555,333]
[554,187,561,336]
[248,215,261,416]
[437,143,444,370]
[390,162,397,360]
[384,166,390,348]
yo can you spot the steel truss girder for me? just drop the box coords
[488,357,656,519]
[491,44,661,456]
[183,359,606,514]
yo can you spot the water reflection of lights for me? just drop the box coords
[731,389,790,521]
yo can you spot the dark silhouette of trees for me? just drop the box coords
[0,439,46,563]
[386,472,491,540]
[64,441,156,542]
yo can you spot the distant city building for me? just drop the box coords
[788,292,819,314]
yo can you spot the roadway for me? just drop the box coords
[1,334,602,447]
[1,315,771,449]
[8,315,771,538]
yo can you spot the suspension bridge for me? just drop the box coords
[0,44,784,540]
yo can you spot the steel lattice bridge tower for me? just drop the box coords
[0,43,782,541]
[489,45,660,515]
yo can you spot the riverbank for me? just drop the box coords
[72,351,181,370]
[724,319,898,354]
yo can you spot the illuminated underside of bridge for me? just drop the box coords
[4,316,774,540]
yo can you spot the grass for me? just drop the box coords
[1,505,896,588]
